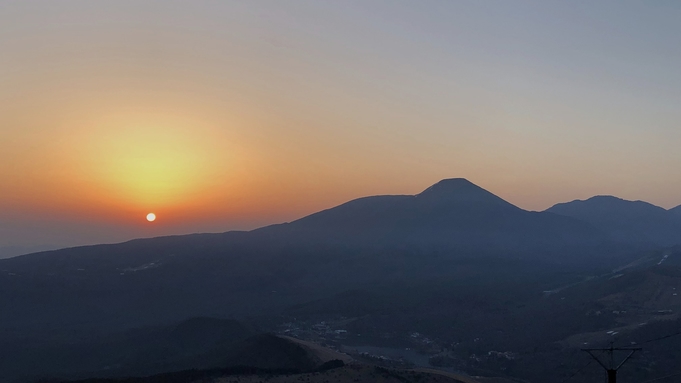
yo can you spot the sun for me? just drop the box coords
[146,213,156,222]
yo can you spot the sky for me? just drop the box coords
[1,1,681,255]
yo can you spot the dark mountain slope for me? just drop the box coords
[0,179,613,335]
[62,364,472,383]
[0,178,634,382]
[670,204,681,216]
[0,316,257,382]
[547,196,681,246]
[264,178,606,251]
[216,334,321,371]
[0,316,338,382]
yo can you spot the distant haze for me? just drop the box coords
[2,1,681,250]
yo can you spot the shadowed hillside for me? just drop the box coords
[547,196,681,246]
[60,364,477,383]
[1,179,679,383]
[260,178,607,252]
[0,179,615,335]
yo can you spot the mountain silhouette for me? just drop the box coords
[416,178,519,208]
[0,178,671,382]
[264,178,604,251]
[0,179,609,334]
[547,196,681,246]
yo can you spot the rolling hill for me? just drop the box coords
[546,196,681,246]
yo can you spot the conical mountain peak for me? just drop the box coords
[418,178,477,195]
[416,178,518,209]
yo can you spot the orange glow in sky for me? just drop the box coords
[1,1,681,253]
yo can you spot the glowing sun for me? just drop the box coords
[146,213,156,222]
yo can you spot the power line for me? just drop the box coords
[640,371,681,383]
[560,358,594,383]
[637,330,681,345]
[559,348,587,373]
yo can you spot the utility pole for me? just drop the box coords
[581,343,641,383]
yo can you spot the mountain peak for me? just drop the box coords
[416,178,517,209]
[419,178,476,193]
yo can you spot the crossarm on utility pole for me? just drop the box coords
[583,350,610,370]
[581,346,641,383]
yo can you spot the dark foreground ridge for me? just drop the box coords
[48,363,482,383]
[51,361,346,383]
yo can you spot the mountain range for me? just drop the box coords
[2,178,681,383]
[267,178,606,252]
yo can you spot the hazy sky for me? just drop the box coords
[2,1,681,253]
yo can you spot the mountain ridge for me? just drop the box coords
[546,195,681,246]
[12,178,680,259]
[1,178,680,383]
[261,178,606,251]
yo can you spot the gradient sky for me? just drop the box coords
[2,1,681,254]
